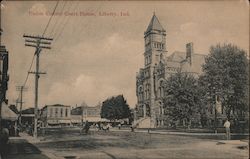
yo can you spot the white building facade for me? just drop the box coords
[40,104,71,127]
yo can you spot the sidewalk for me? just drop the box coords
[7,137,49,159]
[7,133,63,159]
[111,127,249,136]
[110,128,249,143]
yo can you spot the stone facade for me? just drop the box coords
[135,14,206,128]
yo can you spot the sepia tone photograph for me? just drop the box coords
[0,0,249,159]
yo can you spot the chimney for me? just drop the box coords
[186,42,193,65]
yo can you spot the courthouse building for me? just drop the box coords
[135,14,207,128]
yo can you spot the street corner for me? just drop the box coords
[217,140,249,146]
[216,140,249,151]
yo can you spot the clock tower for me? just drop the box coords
[144,13,167,67]
[141,13,167,128]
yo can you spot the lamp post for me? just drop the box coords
[208,83,217,134]
[212,87,218,134]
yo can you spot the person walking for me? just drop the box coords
[83,121,90,134]
[0,126,10,159]
[224,119,231,140]
[118,123,121,130]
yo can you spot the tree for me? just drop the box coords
[101,95,131,121]
[163,71,201,128]
[200,43,249,120]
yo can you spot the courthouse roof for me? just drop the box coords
[146,14,165,33]
[167,51,186,62]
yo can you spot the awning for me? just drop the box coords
[47,119,71,124]
[1,102,18,121]
[82,117,109,122]
[71,119,82,123]
[59,119,71,124]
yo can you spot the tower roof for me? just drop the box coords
[146,14,165,33]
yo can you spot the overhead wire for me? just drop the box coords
[42,0,60,37]
[48,0,68,37]
[53,1,104,53]
[54,1,77,41]
[17,1,60,103]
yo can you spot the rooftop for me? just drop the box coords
[145,14,165,33]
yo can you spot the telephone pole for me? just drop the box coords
[16,86,27,125]
[23,34,52,138]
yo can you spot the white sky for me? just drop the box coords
[1,0,249,109]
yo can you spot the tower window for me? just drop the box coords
[140,87,143,101]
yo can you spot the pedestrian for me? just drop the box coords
[95,123,99,131]
[100,123,104,131]
[83,121,90,134]
[224,119,231,140]
[107,123,111,131]
[118,123,121,130]
[103,123,107,132]
[131,124,136,132]
[0,127,10,159]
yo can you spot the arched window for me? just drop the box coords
[146,84,150,99]
[138,86,143,101]
[142,84,150,100]
[159,80,164,98]
[160,53,163,60]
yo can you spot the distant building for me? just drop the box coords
[71,103,107,124]
[135,14,206,128]
[71,106,83,125]
[21,108,35,125]
[40,104,71,127]
[82,104,105,123]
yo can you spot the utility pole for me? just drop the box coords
[16,86,27,125]
[23,34,52,138]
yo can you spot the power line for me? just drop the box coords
[42,0,60,36]
[23,35,52,138]
[21,1,59,138]
[22,54,35,87]
[20,1,59,89]
[16,86,28,125]
[16,1,60,107]
[53,2,103,52]
[48,0,68,37]
[52,2,73,40]
[54,1,76,41]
